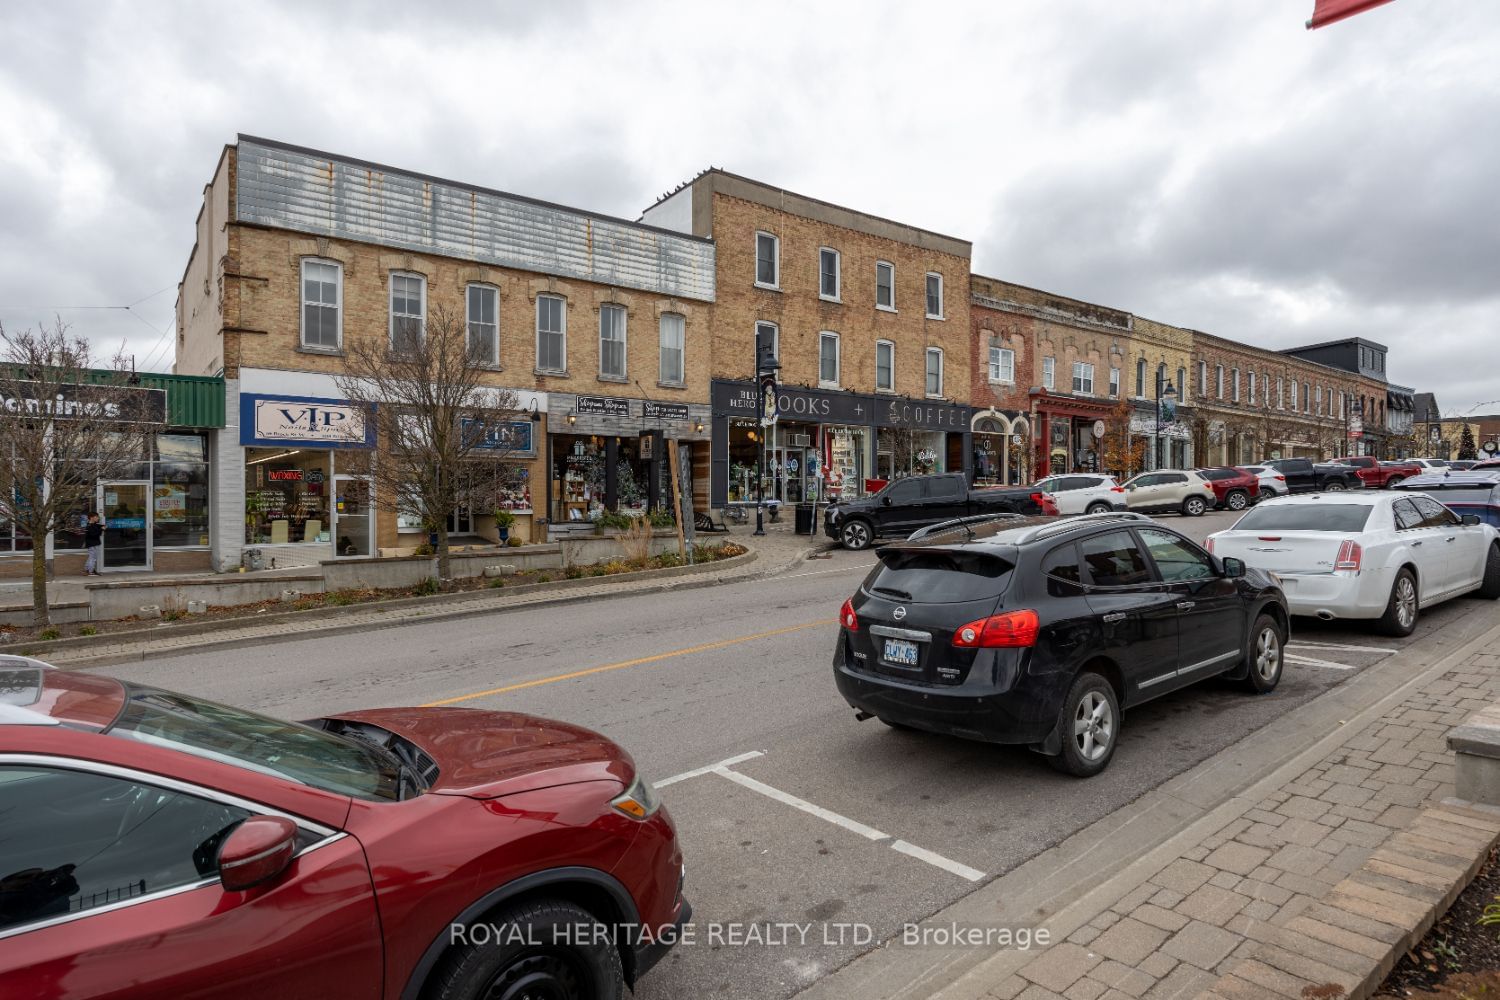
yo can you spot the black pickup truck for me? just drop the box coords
[1263,458,1364,494]
[823,473,1056,550]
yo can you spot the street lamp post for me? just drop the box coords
[754,337,780,537]
[1155,376,1178,470]
[1344,393,1363,457]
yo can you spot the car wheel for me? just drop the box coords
[1377,568,1420,637]
[1476,544,1500,600]
[1048,672,1119,778]
[1323,480,1345,492]
[1182,496,1207,517]
[432,899,624,1000]
[1386,476,1403,488]
[1085,501,1112,515]
[1226,490,1249,511]
[840,519,873,551]
[1243,613,1284,693]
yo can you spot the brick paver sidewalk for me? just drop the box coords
[976,633,1500,1000]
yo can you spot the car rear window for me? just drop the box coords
[867,548,1014,604]
[1398,487,1496,503]
[1233,504,1373,532]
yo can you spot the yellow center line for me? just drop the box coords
[422,619,836,707]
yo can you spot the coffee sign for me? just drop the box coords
[241,394,375,448]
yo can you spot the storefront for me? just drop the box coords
[710,380,971,508]
[970,408,1031,486]
[546,392,710,530]
[1031,390,1119,479]
[1128,410,1193,471]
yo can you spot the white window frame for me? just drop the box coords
[1042,356,1056,390]
[875,260,896,311]
[1178,367,1187,403]
[1278,377,1285,409]
[465,283,499,367]
[1248,370,1257,404]
[875,340,895,392]
[1072,361,1094,395]
[819,247,841,302]
[924,272,944,319]
[300,258,342,352]
[389,271,426,353]
[989,345,1015,384]
[658,312,685,386]
[754,231,780,289]
[598,303,628,381]
[1109,366,1121,396]
[755,321,779,366]
[818,331,841,387]
[925,347,944,398]
[535,294,567,374]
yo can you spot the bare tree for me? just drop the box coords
[334,306,523,580]
[0,321,166,625]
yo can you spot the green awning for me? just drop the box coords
[138,373,225,428]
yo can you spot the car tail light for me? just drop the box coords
[1205,537,1214,554]
[839,598,859,630]
[952,609,1040,648]
[1275,475,1286,481]
[1335,539,1362,572]
[1111,486,1125,493]
[1032,492,1059,516]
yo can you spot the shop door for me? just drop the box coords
[333,476,373,557]
[98,481,151,571]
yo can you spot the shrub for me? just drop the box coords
[39,628,61,641]
[656,551,683,568]
[534,572,553,583]
[648,506,675,528]
[601,559,633,575]
[489,577,506,588]
[414,577,440,596]
[507,536,524,548]
[79,625,97,636]
[621,517,654,566]
[564,565,585,579]
[413,542,433,556]
[594,510,634,532]
[589,565,608,577]
[327,590,357,606]
[163,610,186,622]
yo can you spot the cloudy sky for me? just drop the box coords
[2,0,1496,413]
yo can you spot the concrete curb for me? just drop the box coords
[16,549,760,667]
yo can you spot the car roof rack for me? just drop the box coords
[906,511,1026,541]
[1015,510,1153,545]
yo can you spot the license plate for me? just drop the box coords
[883,638,920,666]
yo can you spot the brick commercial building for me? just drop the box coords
[1280,337,1393,458]
[1127,317,1196,472]
[641,170,972,507]
[968,277,1035,485]
[177,136,716,570]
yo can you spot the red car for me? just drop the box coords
[1333,455,1422,488]
[0,659,686,999]
[1193,466,1261,511]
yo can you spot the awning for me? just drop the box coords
[1307,0,1396,29]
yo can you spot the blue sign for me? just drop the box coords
[108,517,147,530]
[463,419,535,455]
[240,393,376,449]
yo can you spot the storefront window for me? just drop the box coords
[552,435,606,522]
[973,433,1002,485]
[726,421,763,504]
[153,434,210,548]
[245,448,332,544]
[825,426,867,500]
[876,428,946,480]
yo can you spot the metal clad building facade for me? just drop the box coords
[235,138,716,303]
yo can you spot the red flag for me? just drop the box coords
[1307,0,1396,29]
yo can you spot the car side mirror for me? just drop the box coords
[1221,556,1247,579]
[881,496,892,506]
[218,815,298,892]
[1462,514,1481,526]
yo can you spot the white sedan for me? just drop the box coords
[1207,491,1500,635]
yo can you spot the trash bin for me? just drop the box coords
[795,502,816,535]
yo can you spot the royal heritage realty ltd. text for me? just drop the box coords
[449,921,1051,950]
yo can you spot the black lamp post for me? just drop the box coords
[754,339,780,537]
[1344,394,1363,457]
[1155,376,1178,469]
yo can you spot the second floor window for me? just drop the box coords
[466,284,498,366]
[536,295,566,373]
[819,248,840,300]
[925,273,943,318]
[989,346,1014,383]
[819,331,840,386]
[875,261,895,310]
[1135,358,1146,396]
[1072,361,1094,394]
[755,232,779,287]
[1216,365,1225,398]
[925,348,943,396]
[599,303,627,379]
[876,340,894,391]
[301,259,341,350]
[1231,368,1241,402]
[659,312,685,385]
[1198,360,1208,396]
[1109,367,1121,396]
[1042,356,1056,390]
[389,273,425,353]
[755,321,778,367]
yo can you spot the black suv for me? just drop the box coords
[832,513,1288,777]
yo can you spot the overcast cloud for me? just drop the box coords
[2,0,1496,413]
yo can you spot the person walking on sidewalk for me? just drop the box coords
[82,513,103,575]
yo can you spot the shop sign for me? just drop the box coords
[575,395,631,417]
[267,469,303,482]
[462,419,535,455]
[643,400,690,421]
[240,394,374,448]
[711,380,969,431]
[1,381,166,423]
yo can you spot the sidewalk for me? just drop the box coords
[948,618,1500,1000]
[21,521,829,668]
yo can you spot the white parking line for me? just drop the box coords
[656,750,766,787]
[778,565,871,581]
[1288,641,1391,654]
[890,839,985,882]
[715,767,889,841]
[1284,653,1357,670]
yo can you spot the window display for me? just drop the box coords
[244,448,331,544]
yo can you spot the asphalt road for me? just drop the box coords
[88,510,1486,999]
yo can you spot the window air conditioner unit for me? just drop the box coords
[790,433,811,448]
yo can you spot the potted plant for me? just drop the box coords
[493,508,516,544]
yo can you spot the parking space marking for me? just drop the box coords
[1288,641,1391,654]
[890,839,985,882]
[656,750,766,787]
[715,767,889,841]
[1284,653,1358,670]
[777,565,872,581]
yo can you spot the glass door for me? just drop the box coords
[333,476,373,557]
[98,481,152,571]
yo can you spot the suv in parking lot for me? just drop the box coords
[832,513,1288,777]
[1119,469,1218,516]
[1195,467,1261,511]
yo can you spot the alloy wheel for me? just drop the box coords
[1326,482,1345,491]
[1073,691,1113,761]
[1396,576,1417,629]
[842,521,870,549]
[1228,492,1248,510]
[1255,626,1281,681]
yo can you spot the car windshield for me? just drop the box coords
[867,548,1014,604]
[1232,504,1373,532]
[105,684,402,801]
